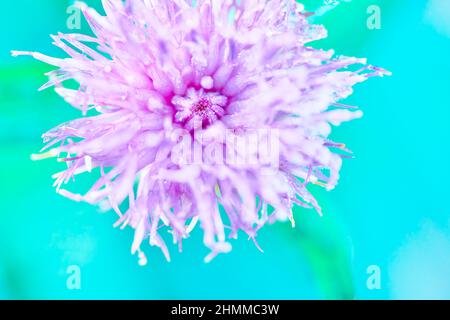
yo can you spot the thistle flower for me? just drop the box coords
[13,0,389,265]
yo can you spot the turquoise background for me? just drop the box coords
[1,0,449,299]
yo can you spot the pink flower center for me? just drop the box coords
[172,88,228,130]
[192,97,212,116]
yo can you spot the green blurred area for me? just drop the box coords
[1,0,449,299]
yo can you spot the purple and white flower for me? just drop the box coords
[13,0,389,265]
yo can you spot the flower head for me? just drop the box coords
[13,0,389,264]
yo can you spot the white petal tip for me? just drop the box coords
[201,76,214,89]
